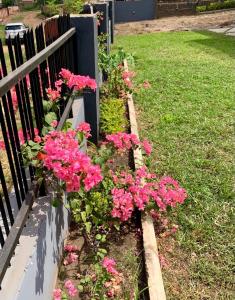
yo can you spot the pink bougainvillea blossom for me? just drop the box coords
[143,80,151,89]
[110,166,187,222]
[67,74,97,91]
[106,132,140,151]
[77,122,91,138]
[111,188,134,221]
[63,252,78,266]
[122,71,135,80]
[53,289,62,300]
[11,89,18,112]
[142,139,152,155]
[0,140,5,150]
[64,244,79,252]
[46,88,60,102]
[51,120,58,128]
[102,257,119,275]
[42,130,102,192]
[59,68,97,91]
[59,68,72,81]
[64,280,77,297]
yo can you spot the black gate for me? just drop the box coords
[114,0,156,23]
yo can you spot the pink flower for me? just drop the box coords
[47,88,60,102]
[67,74,97,91]
[102,257,119,275]
[64,244,79,252]
[0,140,5,150]
[51,120,58,128]
[111,188,134,221]
[63,252,78,265]
[77,122,91,138]
[122,71,135,80]
[68,286,77,297]
[55,79,63,92]
[53,288,62,300]
[106,133,140,151]
[59,68,72,81]
[34,135,42,143]
[143,80,151,89]
[142,139,152,155]
[18,129,26,145]
[64,280,73,289]
[64,280,77,297]
[83,165,103,191]
[42,130,102,192]
[10,88,18,112]
[107,289,115,298]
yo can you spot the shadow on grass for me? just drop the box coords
[187,30,235,58]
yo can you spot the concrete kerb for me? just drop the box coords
[124,60,166,300]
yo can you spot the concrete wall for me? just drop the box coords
[0,97,85,300]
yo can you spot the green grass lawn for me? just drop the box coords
[115,31,235,299]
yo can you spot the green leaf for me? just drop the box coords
[96,234,102,241]
[77,284,84,292]
[81,211,86,223]
[85,222,92,233]
[45,112,57,125]
[85,204,92,215]
[101,235,106,243]
[99,248,107,254]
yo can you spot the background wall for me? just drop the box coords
[156,0,221,17]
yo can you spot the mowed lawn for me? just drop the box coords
[116,31,235,299]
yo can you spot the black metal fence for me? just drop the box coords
[0,15,76,285]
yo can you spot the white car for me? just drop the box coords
[5,23,28,42]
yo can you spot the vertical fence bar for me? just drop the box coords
[109,0,115,43]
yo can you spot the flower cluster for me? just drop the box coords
[63,244,79,266]
[122,70,135,89]
[102,257,119,275]
[64,280,78,297]
[106,132,152,156]
[102,257,124,298]
[42,129,102,192]
[77,122,91,139]
[59,68,97,91]
[110,167,187,222]
[46,68,97,102]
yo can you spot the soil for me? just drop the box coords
[3,11,45,28]
[115,10,235,35]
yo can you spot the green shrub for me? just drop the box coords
[100,98,128,135]
[2,0,14,7]
[21,3,40,11]
[43,0,60,17]
[63,0,84,14]
[196,0,235,12]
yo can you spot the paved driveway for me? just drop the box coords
[209,24,235,36]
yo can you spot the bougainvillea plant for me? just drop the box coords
[0,66,187,299]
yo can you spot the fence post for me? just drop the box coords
[71,15,99,144]
[93,3,110,53]
[108,0,115,44]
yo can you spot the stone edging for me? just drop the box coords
[124,60,166,300]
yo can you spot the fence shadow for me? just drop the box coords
[187,30,235,59]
